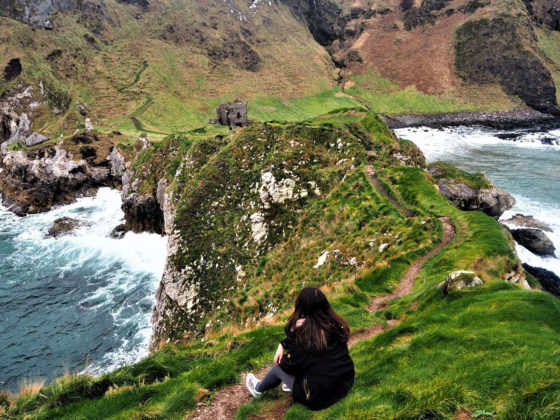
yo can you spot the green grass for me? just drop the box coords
[5,113,556,420]
[536,28,560,103]
[6,326,286,419]
[427,162,492,189]
[249,90,363,122]
[345,72,519,115]
[312,286,560,419]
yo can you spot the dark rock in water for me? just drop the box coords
[511,228,556,256]
[47,217,81,238]
[502,214,552,232]
[110,223,127,239]
[383,109,560,130]
[437,179,515,218]
[494,133,520,140]
[523,263,560,297]
[3,59,22,82]
[123,193,164,234]
[540,136,557,145]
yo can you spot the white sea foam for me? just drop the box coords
[395,126,560,277]
[0,188,167,380]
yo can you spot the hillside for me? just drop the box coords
[1,1,560,419]
[1,0,559,146]
[3,112,560,419]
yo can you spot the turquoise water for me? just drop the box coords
[0,188,167,391]
[396,125,560,276]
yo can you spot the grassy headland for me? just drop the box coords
[2,112,559,420]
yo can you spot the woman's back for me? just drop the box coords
[280,331,355,410]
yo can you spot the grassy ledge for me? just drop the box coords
[2,113,559,420]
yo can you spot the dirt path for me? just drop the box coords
[191,366,269,420]
[364,165,415,218]
[189,178,456,420]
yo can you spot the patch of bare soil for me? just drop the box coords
[190,366,269,420]
[345,0,474,94]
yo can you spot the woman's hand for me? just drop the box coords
[274,343,284,366]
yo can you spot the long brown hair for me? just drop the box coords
[285,287,351,352]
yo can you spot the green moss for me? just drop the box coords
[427,161,492,189]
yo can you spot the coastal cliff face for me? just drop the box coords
[121,115,432,346]
[0,118,125,215]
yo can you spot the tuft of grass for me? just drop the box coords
[427,161,492,189]
[345,71,520,115]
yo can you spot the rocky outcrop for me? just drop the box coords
[523,263,560,297]
[122,193,164,234]
[0,84,51,153]
[455,17,558,113]
[511,228,556,256]
[439,270,483,295]
[1,0,107,29]
[110,223,127,239]
[0,142,111,215]
[281,0,349,47]
[47,216,81,237]
[504,268,530,289]
[521,0,560,31]
[437,179,515,218]
[148,123,366,346]
[502,214,552,232]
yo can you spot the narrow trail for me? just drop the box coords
[189,173,456,420]
[364,165,415,218]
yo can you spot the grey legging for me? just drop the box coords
[255,365,295,393]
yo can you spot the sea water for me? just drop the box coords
[395,125,560,277]
[0,188,167,391]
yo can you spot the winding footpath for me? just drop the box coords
[189,169,456,420]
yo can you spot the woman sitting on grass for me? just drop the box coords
[246,287,355,411]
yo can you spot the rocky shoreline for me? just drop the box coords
[383,109,560,130]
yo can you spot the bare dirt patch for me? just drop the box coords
[345,0,473,94]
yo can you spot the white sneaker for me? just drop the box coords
[281,383,292,392]
[246,373,262,397]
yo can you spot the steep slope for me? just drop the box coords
[285,0,560,112]
[1,0,559,150]
[7,114,560,420]
[0,0,341,139]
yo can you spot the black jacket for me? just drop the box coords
[279,333,355,411]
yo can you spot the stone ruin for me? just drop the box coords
[211,100,249,128]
